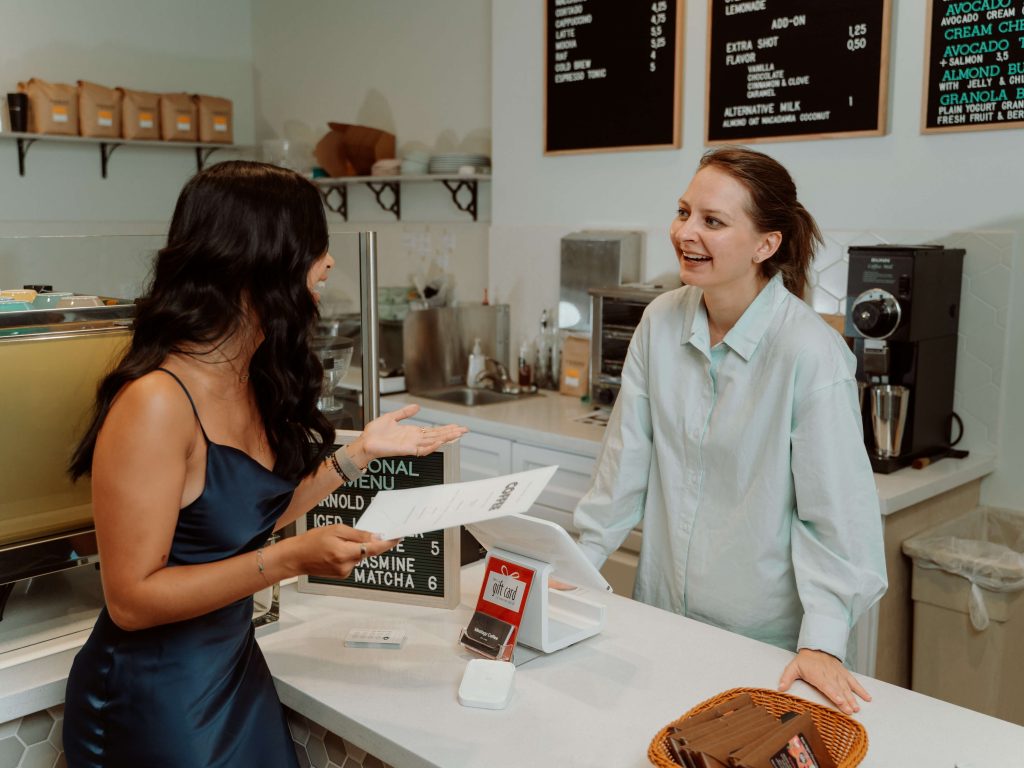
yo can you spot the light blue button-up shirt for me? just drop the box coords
[574,274,887,661]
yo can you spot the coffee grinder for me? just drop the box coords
[844,245,965,473]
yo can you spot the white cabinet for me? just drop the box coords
[458,431,512,481]
[510,443,595,526]
[407,407,641,597]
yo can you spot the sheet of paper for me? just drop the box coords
[354,465,558,540]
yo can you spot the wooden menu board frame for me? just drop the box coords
[705,0,891,144]
[921,0,1024,134]
[544,0,684,155]
[297,431,461,609]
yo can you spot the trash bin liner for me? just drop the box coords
[902,507,1024,631]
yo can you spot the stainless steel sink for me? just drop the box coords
[416,386,536,407]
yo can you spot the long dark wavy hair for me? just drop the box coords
[69,160,334,483]
[698,146,823,298]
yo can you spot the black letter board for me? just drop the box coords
[706,0,891,143]
[297,432,460,609]
[922,0,1024,134]
[545,0,684,154]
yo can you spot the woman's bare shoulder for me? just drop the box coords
[103,369,198,441]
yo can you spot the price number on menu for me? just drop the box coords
[650,1,668,71]
[848,22,868,52]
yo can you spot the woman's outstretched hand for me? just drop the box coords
[779,648,871,715]
[357,403,468,464]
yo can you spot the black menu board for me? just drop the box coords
[297,438,460,609]
[706,0,891,143]
[545,0,684,154]
[922,0,1024,133]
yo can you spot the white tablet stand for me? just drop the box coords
[486,548,606,654]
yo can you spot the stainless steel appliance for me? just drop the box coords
[559,231,641,332]
[0,300,134,620]
[845,244,965,473]
[589,285,671,407]
[403,304,510,394]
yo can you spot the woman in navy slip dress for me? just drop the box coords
[63,161,466,768]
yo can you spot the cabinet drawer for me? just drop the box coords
[511,443,595,513]
[458,431,512,481]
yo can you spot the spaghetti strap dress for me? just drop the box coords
[64,368,300,767]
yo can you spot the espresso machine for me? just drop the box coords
[844,245,965,473]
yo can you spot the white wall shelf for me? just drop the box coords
[0,132,248,178]
[312,174,490,222]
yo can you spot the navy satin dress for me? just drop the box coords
[64,370,299,767]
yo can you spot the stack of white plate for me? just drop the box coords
[428,153,491,174]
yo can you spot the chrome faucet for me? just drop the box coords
[474,358,521,394]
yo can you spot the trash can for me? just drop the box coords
[902,506,1024,725]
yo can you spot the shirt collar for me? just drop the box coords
[682,273,787,361]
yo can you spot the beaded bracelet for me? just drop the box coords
[329,445,367,483]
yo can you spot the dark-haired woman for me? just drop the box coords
[573,147,886,715]
[63,161,466,767]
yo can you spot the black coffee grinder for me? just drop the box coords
[844,245,965,473]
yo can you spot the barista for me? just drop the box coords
[573,147,887,714]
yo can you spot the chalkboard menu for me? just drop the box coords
[706,0,891,143]
[922,0,1024,133]
[545,0,683,154]
[297,436,460,609]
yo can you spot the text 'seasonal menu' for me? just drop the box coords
[546,0,682,153]
[923,0,1024,132]
[707,0,890,143]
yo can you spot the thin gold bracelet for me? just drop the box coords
[256,548,270,585]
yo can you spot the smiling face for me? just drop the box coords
[670,165,781,302]
[307,251,334,304]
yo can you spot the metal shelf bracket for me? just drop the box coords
[195,147,221,172]
[15,137,36,176]
[364,181,401,219]
[319,184,349,220]
[439,179,479,221]
[99,142,123,178]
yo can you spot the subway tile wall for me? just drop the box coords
[0,706,392,768]
[808,230,1013,457]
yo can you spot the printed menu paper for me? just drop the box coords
[353,465,558,540]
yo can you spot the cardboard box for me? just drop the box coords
[77,80,121,139]
[18,78,78,135]
[194,94,232,143]
[559,334,590,398]
[118,87,161,140]
[159,92,197,141]
[314,122,395,177]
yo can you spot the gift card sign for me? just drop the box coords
[461,555,535,660]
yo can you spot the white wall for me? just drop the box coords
[490,2,1023,508]
[249,0,492,305]
[0,0,255,222]
[0,0,256,296]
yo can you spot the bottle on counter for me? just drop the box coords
[534,309,555,390]
[518,341,532,386]
[466,337,486,388]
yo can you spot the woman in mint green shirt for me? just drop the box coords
[574,147,887,715]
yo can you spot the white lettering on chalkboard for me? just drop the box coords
[725,0,767,15]
[353,569,416,589]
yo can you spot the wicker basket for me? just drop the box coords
[647,687,868,767]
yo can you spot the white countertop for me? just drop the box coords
[5,570,1023,764]
[260,568,1023,767]
[384,390,996,516]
